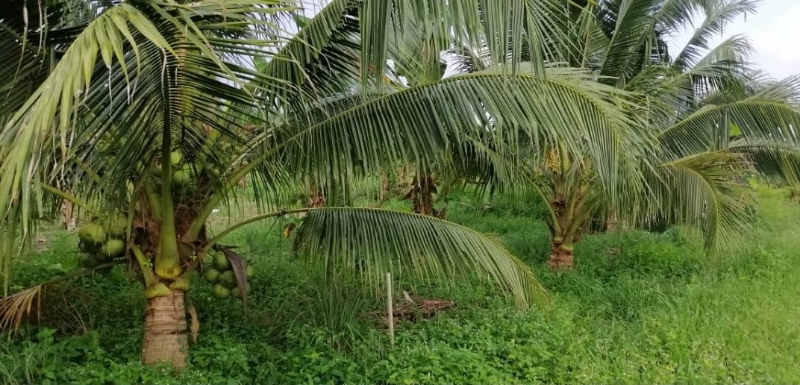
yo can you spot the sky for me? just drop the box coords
[669,0,800,79]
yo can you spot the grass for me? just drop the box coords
[1,186,799,384]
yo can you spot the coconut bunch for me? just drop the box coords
[202,252,254,300]
[166,151,202,192]
[76,215,128,269]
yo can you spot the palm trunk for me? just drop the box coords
[606,209,618,232]
[396,164,411,194]
[404,174,438,216]
[307,188,326,207]
[418,176,435,216]
[548,241,574,270]
[547,191,582,271]
[142,289,188,369]
[379,173,390,201]
[61,200,76,231]
[237,175,248,189]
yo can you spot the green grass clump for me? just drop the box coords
[1,188,799,384]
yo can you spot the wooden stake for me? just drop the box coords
[386,272,394,346]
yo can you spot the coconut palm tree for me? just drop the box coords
[582,0,800,255]
[567,0,800,268]
[542,0,800,268]
[0,0,648,368]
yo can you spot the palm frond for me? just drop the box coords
[646,151,752,250]
[671,0,758,71]
[569,1,611,69]
[257,0,362,111]
[729,139,800,184]
[0,3,171,225]
[259,70,651,211]
[0,275,98,334]
[0,0,102,121]
[0,285,42,332]
[598,0,663,85]
[293,207,548,308]
[625,35,754,127]
[658,96,800,158]
[359,0,573,82]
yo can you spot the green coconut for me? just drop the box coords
[99,238,125,258]
[213,284,231,299]
[218,270,236,289]
[172,169,192,186]
[104,215,128,238]
[213,253,231,271]
[172,163,198,187]
[170,151,183,166]
[145,283,171,299]
[245,265,254,279]
[78,223,106,246]
[203,268,221,283]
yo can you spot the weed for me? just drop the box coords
[2,189,800,384]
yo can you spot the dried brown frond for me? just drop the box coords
[0,282,88,334]
[219,247,249,315]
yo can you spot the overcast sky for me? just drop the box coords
[669,0,800,79]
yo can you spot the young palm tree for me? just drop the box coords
[583,0,800,255]
[545,0,800,268]
[439,0,800,270]
[0,0,644,368]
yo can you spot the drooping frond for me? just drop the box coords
[685,34,753,99]
[388,1,449,86]
[0,0,101,122]
[729,139,800,184]
[1,4,163,252]
[0,259,115,333]
[651,0,702,36]
[262,70,650,211]
[568,1,611,69]
[645,151,752,250]
[0,282,91,334]
[293,208,548,308]
[658,95,800,158]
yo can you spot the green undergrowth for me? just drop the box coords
[1,188,799,384]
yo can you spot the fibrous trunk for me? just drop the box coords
[379,173,390,201]
[307,179,326,208]
[404,174,445,218]
[606,210,618,232]
[142,289,188,369]
[237,175,248,189]
[548,241,574,270]
[548,194,578,271]
[61,200,76,231]
[395,164,412,195]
